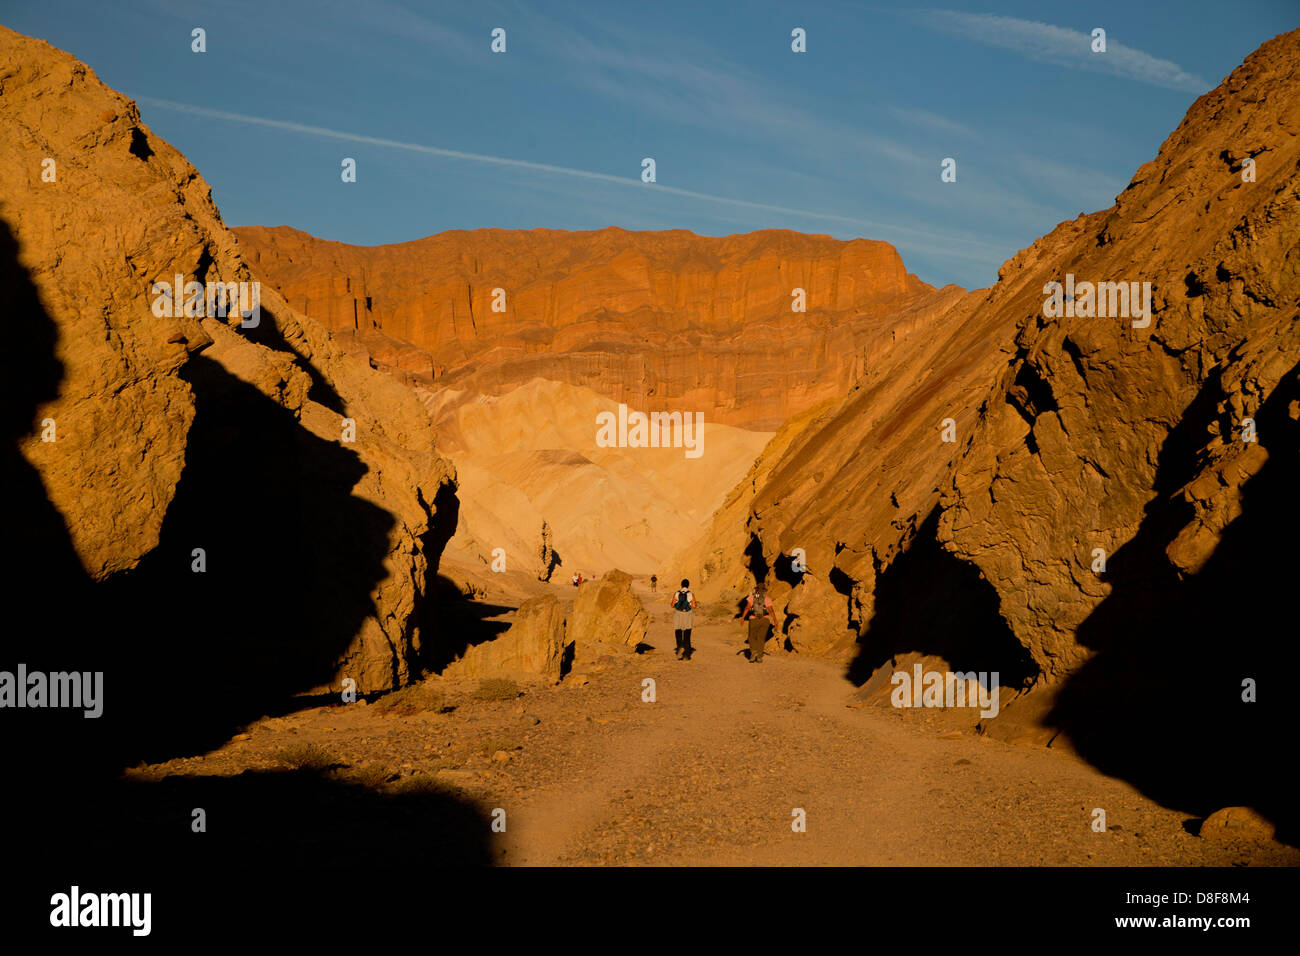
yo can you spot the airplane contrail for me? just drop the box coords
[134,95,998,260]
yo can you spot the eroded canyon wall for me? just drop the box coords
[690,29,1299,691]
[235,223,958,431]
[1,25,454,715]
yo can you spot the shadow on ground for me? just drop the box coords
[420,574,514,673]
[1,217,492,879]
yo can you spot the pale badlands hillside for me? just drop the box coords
[422,378,771,576]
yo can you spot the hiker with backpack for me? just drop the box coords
[740,579,779,663]
[671,579,698,660]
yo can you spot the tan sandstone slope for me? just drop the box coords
[1,24,454,718]
[680,29,1300,835]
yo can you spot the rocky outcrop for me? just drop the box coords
[567,570,650,658]
[235,226,963,580]
[441,572,649,680]
[0,25,455,713]
[675,279,999,661]
[235,196,962,584]
[696,28,1299,679]
[937,33,1300,678]
[683,28,1300,837]
[1200,807,1277,844]
[235,224,958,431]
[443,594,569,683]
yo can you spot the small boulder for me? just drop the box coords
[568,569,649,658]
[444,594,569,682]
[1199,807,1276,843]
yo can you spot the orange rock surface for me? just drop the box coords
[235,224,956,430]
[1,25,454,704]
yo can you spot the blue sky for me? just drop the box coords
[6,1,1296,288]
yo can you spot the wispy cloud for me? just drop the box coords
[885,106,978,139]
[134,96,1000,263]
[1008,154,1128,207]
[516,9,932,167]
[915,11,1209,92]
[508,9,1119,255]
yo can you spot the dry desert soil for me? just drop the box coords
[124,584,1298,868]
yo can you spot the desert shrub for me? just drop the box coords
[390,774,453,797]
[275,742,336,772]
[348,764,391,789]
[472,678,521,701]
[373,682,446,716]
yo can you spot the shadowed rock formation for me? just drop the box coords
[679,29,1300,837]
[0,23,456,722]
[442,593,570,683]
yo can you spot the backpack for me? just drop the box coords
[674,589,692,611]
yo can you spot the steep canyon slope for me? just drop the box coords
[1,23,455,776]
[681,28,1300,837]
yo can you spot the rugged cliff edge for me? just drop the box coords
[683,29,1299,836]
[235,223,960,431]
[1,22,455,750]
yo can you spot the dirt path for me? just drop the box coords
[489,615,1296,866]
[133,611,1300,867]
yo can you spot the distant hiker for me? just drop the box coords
[572,572,583,587]
[650,574,658,592]
[671,578,698,660]
[741,580,778,663]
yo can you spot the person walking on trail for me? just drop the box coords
[671,579,698,660]
[650,574,658,592]
[741,580,778,663]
